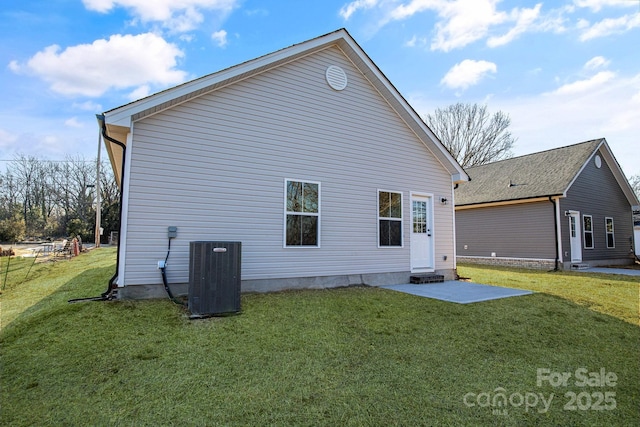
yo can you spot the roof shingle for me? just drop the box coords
[455,139,603,206]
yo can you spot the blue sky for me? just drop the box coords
[1,0,639,178]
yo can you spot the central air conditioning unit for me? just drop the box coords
[188,241,241,316]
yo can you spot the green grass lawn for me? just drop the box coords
[457,263,640,326]
[1,250,639,426]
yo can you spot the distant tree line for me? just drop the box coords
[0,155,119,244]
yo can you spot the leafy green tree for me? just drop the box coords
[0,215,26,243]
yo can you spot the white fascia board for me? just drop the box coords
[455,196,561,210]
[103,30,349,128]
[451,173,468,184]
[102,27,468,182]
[567,139,639,207]
[598,140,640,206]
[338,36,468,182]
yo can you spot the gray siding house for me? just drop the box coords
[455,139,639,270]
[100,29,468,299]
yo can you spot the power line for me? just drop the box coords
[0,159,97,163]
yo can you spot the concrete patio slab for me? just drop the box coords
[583,267,640,277]
[380,281,533,304]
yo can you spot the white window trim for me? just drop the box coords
[283,179,321,248]
[377,189,404,248]
[605,217,615,249]
[583,215,594,249]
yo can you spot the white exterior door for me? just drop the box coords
[411,195,434,271]
[568,211,582,262]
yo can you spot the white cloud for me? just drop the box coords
[212,29,228,47]
[487,4,542,47]
[166,7,205,33]
[0,128,18,148]
[340,0,379,20]
[64,117,84,128]
[351,0,552,52]
[576,18,590,29]
[584,56,610,70]
[72,101,103,111]
[573,0,636,12]
[427,0,508,51]
[8,60,21,73]
[411,72,640,176]
[0,113,105,161]
[83,0,238,32]
[579,13,640,40]
[503,72,640,176]
[245,8,269,17]
[441,59,497,90]
[11,33,187,97]
[127,85,151,101]
[42,135,60,147]
[552,71,616,95]
[405,35,428,47]
[388,0,439,20]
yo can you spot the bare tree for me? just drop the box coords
[98,160,120,244]
[423,103,516,168]
[11,154,54,237]
[630,174,640,201]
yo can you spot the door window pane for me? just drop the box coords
[413,200,427,233]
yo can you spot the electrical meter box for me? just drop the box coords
[188,241,241,316]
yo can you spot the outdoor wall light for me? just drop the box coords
[440,197,448,205]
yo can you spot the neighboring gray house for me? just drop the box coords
[455,139,639,270]
[100,29,468,299]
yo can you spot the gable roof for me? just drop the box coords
[99,28,468,187]
[455,138,639,207]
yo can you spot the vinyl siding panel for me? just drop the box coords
[456,201,556,259]
[122,46,455,286]
[560,150,634,261]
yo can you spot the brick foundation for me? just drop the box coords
[457,256,556,270]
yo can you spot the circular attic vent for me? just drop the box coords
[326,65,347,91]
[594,155,602,168]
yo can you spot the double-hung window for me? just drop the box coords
[605,217,615,248]
[285,180,320,247]
[378,190,402,247]
[583,215,594,249]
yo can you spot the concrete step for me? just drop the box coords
[410,274,445,284]
[571,263,590,270]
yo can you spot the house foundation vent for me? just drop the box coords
[326,65,347,91]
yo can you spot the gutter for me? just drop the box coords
[68,115,126,303]
[97,114,127,299]
[549,196,559,271]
